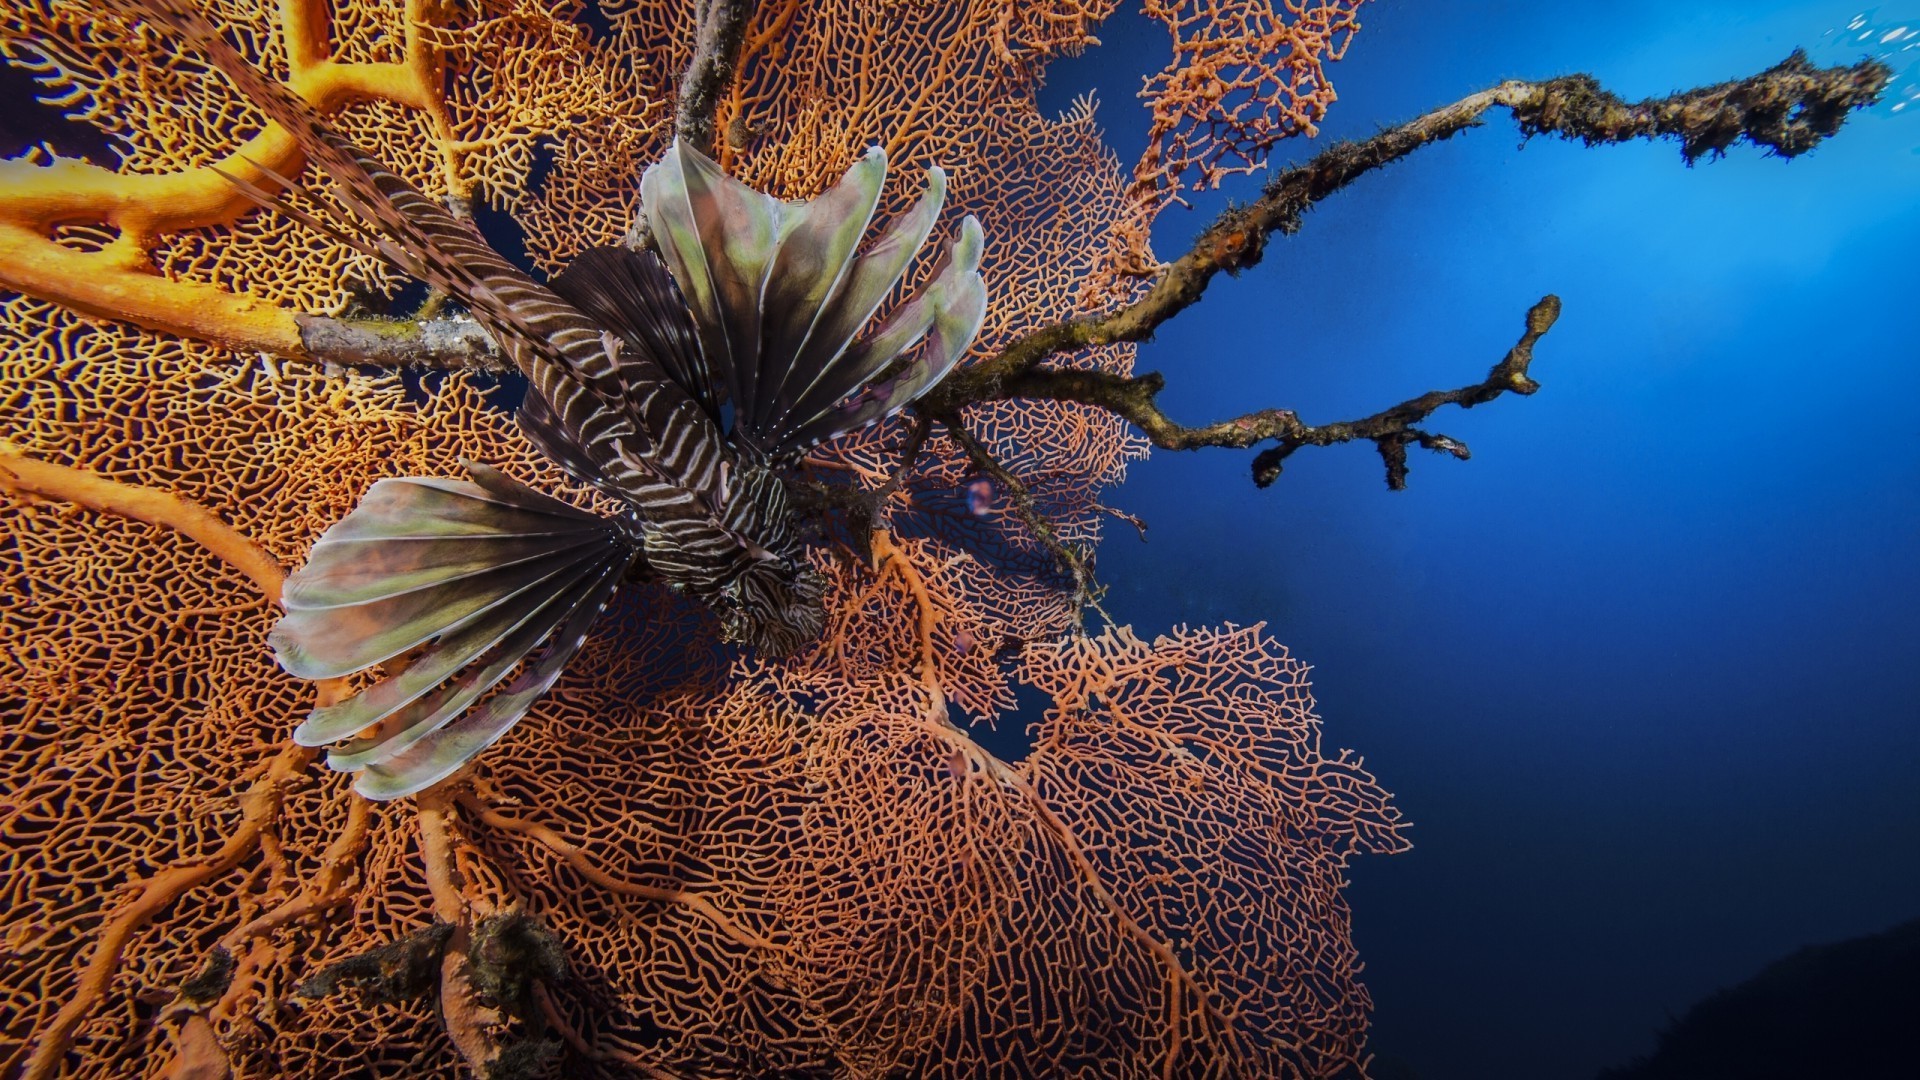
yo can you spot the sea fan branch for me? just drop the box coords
[0,444,353,1080]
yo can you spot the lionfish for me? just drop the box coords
[136,2,987,800]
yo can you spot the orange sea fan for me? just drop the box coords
[0,0,1403,1076]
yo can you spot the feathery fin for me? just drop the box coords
[763,166,947,438]
[351,552,626,801]
[547,246,717,419]
[272,465,636,800]
[749,147,887,434]
[788,214,988,448]
[295,553,594,746]
[322,550,621,773]
[639,141,984,459]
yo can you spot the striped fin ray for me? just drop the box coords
[349,551,628,801]
[640,139,981,459]
[128,2,514,314]
[271,465,636,786]
[746,147,887,435]
[785,215,988,449]
[516,389,622,497]
[208,158,390,267]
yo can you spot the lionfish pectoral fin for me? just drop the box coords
[637,139,982,458]
[746,147,887,434]
[274,464,636,799]
[348,551,624,801]
[786,214,988,448]
[760,166,947,442]
[642,139,785,418]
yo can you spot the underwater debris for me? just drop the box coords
[1508,49,1893,162]
[295,915,569,1079]
[175,947,236,1008]
[464,912,569,1017]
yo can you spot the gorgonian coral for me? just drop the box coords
[1,1,1407,1077]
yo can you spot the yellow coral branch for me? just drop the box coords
[0,0,460,356]
[0,219,304,353]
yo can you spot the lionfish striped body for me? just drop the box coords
[138,2,986,799]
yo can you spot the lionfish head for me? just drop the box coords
[716,555,828,657]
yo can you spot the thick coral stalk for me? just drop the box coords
[414,790,510,1076]
[457,793,787,957]
[0,441,286,600]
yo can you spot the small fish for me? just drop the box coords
[128,0,987,799]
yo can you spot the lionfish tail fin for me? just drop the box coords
[273,463,634,801]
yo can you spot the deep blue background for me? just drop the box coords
[1039,3,1920,1078]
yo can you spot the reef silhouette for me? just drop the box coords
[1597,916,1920,1080]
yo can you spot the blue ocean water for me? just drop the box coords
[1042,3,1920,1077]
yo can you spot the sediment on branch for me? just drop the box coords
[931,50,1890,400]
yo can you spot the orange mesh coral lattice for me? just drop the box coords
[1106,0,1367,276]
[1,1,1403,1076]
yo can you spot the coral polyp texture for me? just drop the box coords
[0,1,1404,1077]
